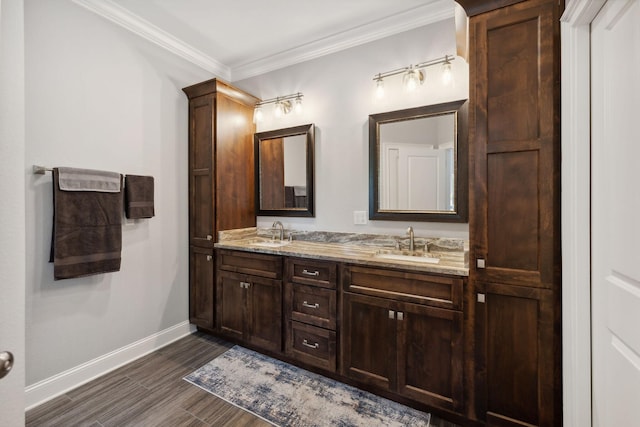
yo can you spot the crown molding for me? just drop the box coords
[231,0,455,81]
[71,0,453,83]
[71,0,231,80]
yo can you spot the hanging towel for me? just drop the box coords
[50,167,123,280]
[124,175,155,218]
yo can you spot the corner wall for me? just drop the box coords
[24,0,210,398]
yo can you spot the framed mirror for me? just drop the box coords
[255,124,315,217]
[369,100,468,222]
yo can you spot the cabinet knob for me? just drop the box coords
[477,293,486,303]
[240,281,251,289]
[206,235,213,241]
[397,312,404,321]
[476,258,486,269]
[206,255,212,262]
[388,310,395,319]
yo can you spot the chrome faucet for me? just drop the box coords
[272,221,284,241]
[407,226,415,252]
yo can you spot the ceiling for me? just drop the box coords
[72,0,456,81]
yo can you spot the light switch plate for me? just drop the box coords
[353,210,367,225]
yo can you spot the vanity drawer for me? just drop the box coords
[343,265,463,310]
[287,283,336,329]
[286,321,336,372]
[217,249,282,279]
[286,257,337,289]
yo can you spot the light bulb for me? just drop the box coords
[253,106,263,123]
[442,60,453,85]
[375,78,385,99]
[294,96,303,114]
[274,101,283,118]
[403,68,423,92]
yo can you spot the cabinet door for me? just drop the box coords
[397,302,464,413]
[189,246,214,329]
[216,270,246,341]
[469,0,560,289]
[475,282,555,427]
[341,292,396,390]
[246,275,282,353]
[188,95,215,248]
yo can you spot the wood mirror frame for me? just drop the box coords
[255,124,315,217]
[369,100,468,222]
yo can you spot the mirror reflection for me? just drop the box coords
[255,124,315,217]
[369,100,468,222]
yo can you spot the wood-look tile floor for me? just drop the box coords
[26,332,459,427]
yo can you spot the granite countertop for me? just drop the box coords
[215,228,469,277]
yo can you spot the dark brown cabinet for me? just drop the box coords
[463,0,563,425]
[183,79,259,330]
[341,266,464,414]
[284,257,338,371]
[189,247,215,328]
[216,250,283,353]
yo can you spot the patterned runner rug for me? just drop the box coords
[184,345,431,427]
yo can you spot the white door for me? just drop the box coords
[591,1,640,425]
[0,0,26,424]
[380,143,448,210]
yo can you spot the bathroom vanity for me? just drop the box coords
[209,229,472,423]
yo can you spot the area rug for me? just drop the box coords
[184,345,431,427]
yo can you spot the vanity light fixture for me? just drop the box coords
[373,54,455,98]
[253,92,304,123]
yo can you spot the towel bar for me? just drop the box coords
[33,165,52,174]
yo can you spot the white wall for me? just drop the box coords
[235,19,469,238]
[24,0,210,388]
[0,0,26,423]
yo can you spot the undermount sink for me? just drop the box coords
[373,249,440,264]
[250,240,291,248]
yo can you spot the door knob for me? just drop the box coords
[0,351,14,379]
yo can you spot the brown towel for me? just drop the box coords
[125,175,154,219]
[51,168,123,280]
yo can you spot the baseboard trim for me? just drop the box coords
[25,321,196,410]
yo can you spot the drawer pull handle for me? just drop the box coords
[302,301,319,309]
[302,339,319,349]
[302,269,319,277]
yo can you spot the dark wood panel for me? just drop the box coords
[470,0,560,289]
[189,247,214,329]
[287,257,337,289]
[487,150,539,272]
[246,275,282,353]
[215,93,257,232]
[341,292,396,390]
[287,283,336,329]
[286,320,337,372]
[216,270,246,341]
[397,302,464,413]
[258,137,285,210]
[217,249,283,279]
[189,97,214,248]
[487,15,539,143]
[345,265,463,310]
[474,282,556,427]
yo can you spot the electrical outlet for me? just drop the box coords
[353,211,367,225]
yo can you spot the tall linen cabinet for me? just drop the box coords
[183,79,259,330]
[459,0,562,425]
